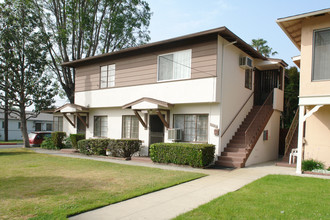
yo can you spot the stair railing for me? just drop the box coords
[284,108,299,156]
[221,92,254,138]
[245,90,274,148]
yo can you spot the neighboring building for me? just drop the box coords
[277,8,330,173]
[56,27,287,167]
[0,110,53,141]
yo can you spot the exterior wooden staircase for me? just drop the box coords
[216,91,274,168]
[280,109,299,163]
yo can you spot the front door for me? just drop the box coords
[149,115,164,146]
[77,116,86,135]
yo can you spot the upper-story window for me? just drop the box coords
[245,69,252,90]
[312,28,330,81]
[100,64,115,88]
[158,49,192,81]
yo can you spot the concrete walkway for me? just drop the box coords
[32,149,328,220]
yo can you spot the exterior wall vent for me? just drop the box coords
[239,57,253,69]
[168,128,182,141]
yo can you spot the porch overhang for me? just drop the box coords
[122,98,173,129]
[54,103,89,129]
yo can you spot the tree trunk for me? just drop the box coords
[4,75,9,141]
[20,107,30,148]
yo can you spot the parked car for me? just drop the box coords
[28,131,52,147]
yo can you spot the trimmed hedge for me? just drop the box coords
[70,134,85,149]
[149,143,215,168]
[107,139,142,158]
[77,138,110,155]
[51,132,66,149]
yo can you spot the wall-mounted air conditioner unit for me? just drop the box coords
[239,56,253,69]
[168,128,182,141]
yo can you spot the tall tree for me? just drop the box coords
[36,0,152,103]
[251,38,278,57]
[282,66,300,128]
[0,0,57,147]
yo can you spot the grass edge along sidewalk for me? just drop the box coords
[0,148,205,219]
[174,174,330,219]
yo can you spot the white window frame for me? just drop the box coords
[93,116,108,138]
[157,49,192,82]
[173,114,209,143]
[53,116,63,132]
[122,115,139,139]
[100,64,116,88]
[312,28,330,81]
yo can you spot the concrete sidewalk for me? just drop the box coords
[32,149,327,220]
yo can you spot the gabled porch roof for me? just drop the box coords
[122,97,174,110]
[54,103,89,113]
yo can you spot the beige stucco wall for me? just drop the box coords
[245,111,281,167]
[300,13,330,97]
[304,105,330,167]
[218,36,255,152]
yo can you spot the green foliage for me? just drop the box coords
[51,132,66,149]
[36,0,152,103]
[282,67,300,128]
[40,137,56,149]
[70,134,85,149]
[327,167,330,171]
[302,159,325,171]
[77,139,111,155]
[149,143,215,168]
[0,0,58,147]
[107,139,141,158]
[251,38,277,57]
[63,137,73,149]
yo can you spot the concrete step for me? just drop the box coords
[215,160,244,168]
[221,151,246,157]
[224,147,246,153]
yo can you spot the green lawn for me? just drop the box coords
[0,140,23,143]
[175,175,330,220]
[0,148,205,219]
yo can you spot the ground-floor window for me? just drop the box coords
[46,123,52,131]
[94,116,108,137]
[53,116,63,132]
[173,114,208,142]
[122,115,139,139]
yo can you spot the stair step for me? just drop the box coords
[221,152,246,157]
[227,143,246,148]
[230,139,245,144]
[215,160,244,168]
[224,147,246,152]
[218,156,244,162]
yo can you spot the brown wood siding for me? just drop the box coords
[75,40,217,92]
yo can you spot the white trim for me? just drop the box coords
[276,8,330,23]
[296,104,324,174]
[157,49,192,82]
[299,95,330,105]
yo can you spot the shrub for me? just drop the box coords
[107,139,141,158]
[77,138,111,155]
[328,167,330,171]
[70,134,85,149]
[149,143,215,168]
[40,137,56,149]
[302,159,325,171]
[51,132,66,149]
[63,137,73,149]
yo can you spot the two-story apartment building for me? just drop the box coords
[277,9,330,173]
[56,27,287,167]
